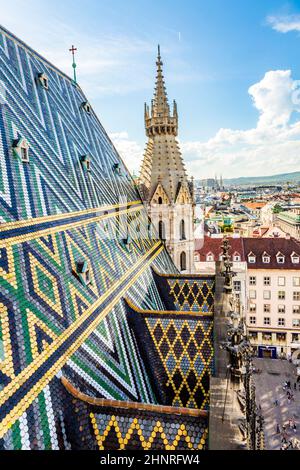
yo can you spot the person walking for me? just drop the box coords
[277,424,280,434]
[283,381,287,390]
[293,423,297,434]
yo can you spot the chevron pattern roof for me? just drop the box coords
[0,26,215,450]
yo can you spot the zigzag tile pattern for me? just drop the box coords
[0,27,175,449]
[0,26,215,450]
[152,270,215,312]
[127,303,214,410]
[90,410,208,450]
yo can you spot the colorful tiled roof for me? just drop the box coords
[0,26,214,450]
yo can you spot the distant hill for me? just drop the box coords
[224,171,300,186]
[198,171,300,187]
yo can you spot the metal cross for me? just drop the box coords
[69,45,77,84]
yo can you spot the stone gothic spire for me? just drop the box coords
[152,45,170,118]
[140,46,189,202]
[139,46,195,273]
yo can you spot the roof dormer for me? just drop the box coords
[36,72,49,90]
[81,101,92,114]
[248,252,256,264]
[113,162,123,176]
[74,260,91,286]
[262,251,271,263]
[291,251,300,264]
[206,252,214,262]
[80,155,91,172]
[276,251,285,264]
[12,136,30,163]
[233,251,241,262]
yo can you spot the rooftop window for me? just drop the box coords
[80,155,91,172]
[12,137,30,163]
[276,252,285,264]
[291,252,300,264]
[37,72,49,90]
[113,163,122,176]
[75,260,91,286]
[81,101,91,114]
[248,254,256,264]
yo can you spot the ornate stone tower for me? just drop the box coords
[139,46,195,272]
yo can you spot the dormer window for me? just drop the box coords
[113,163,122,176]
[37,72,49,90]
[291,252,300,264]
[12,137,30,163]
[80,155,91,172]
[248,252,256,264]
[75,260,91,286]
[81,101,91,114]
[233,252,241,262]
[122,235,133,253]
[262,252,270,264]
[206,252,214,262]
[276,252,285,264]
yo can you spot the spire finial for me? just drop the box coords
[69,45,77,84]
[152,45,170,118]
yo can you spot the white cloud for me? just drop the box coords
[267,14,300,33]
[181,70,300,178]
[248,70,300,127]
[110,132,143,175]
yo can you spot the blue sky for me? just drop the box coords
[2,0,300,178]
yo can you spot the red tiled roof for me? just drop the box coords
[195,237,300,269]
[195,237,245,261]
[243,202,266,210]
[243,238,300,269]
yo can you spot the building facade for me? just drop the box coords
[195,236,300,357]
[195,237,247,319]
[139,47,195,273]
[276,209,300,240]
[244,238,300,358]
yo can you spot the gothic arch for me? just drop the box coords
[158,220,165,241]
[180,251,187,271]
[180,219,186,240]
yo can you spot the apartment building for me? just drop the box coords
[195,236,300,358]
[195,236,247,316]
[244,238,300,358]
[276,209,300,240]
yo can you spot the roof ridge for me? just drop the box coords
[0,24,78,87]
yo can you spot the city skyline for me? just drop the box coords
[1,0,300,178]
